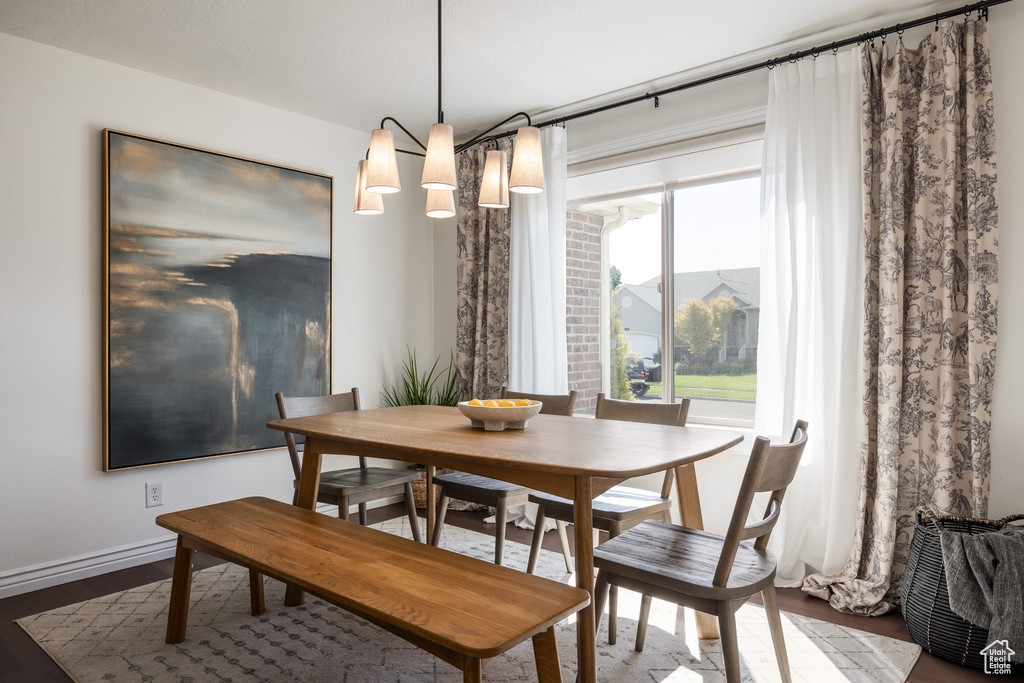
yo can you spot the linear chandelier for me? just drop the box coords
[353,0,544,218]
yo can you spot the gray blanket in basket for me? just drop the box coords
[940,525,1024,651]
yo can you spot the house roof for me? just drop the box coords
[615,283,661,312]
[629,267,760,311]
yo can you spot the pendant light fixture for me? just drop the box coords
[478,149,509,209]
[354,0,544,218]
[353,159,384,215]
[425,189,456,218]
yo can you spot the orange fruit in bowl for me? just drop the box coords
[467,398,483,406]
[498,399,516,407]
[514,399,532,407]
[483,400,499,407]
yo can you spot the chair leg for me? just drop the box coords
[527,507,547,574]
[607,520,622,645]
[358,502,368,526]
[430,493,450,546]
[608,584,618,645]
[494,499,508,565]
[556,520,573,573]
[762,584,792,683]
[593,570,610,645]
[403,482,422,543]
[718,601,741,682]
[635,595,653,652]
[338,495,350,521]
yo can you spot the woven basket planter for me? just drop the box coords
[901,507,1024,669]
[410,476,441,510]
[410,471,486,512]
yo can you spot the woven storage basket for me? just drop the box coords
[901,507,1024,669]
[410,476,441,510]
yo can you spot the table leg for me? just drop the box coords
[425,465,436,542]
[674,463,720,640]
[574,476,596,683]
[286,447,323,606]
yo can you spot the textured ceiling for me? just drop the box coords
[0,0,955,141]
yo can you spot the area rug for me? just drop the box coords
[18,518,920,682]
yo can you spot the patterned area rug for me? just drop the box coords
[19,518,920,682]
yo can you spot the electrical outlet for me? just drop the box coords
[146,481,163,508]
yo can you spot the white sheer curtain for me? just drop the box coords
[756,49,864,586]
[509,126,569,394]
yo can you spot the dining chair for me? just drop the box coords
[525,393,690,643]
[275,388,422,542]
[429,387,578,565]
[591,420,809,682]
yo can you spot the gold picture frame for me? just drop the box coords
[102,130,332,471]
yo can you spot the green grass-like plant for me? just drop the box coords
[381,347,461,407]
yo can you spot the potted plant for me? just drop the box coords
[381,347,461,508]
[381,347,461,408]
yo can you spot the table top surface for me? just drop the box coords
[268,405,743,479]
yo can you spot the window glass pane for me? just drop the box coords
[607,194,662,401]
[670,175,759,422]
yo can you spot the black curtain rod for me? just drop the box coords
[479,0,1012,145]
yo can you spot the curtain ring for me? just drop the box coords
[788,52,798,64]
[766,58,775,70]
[832,42,839,55]
[935,14,940,31]
[811,46,820,59]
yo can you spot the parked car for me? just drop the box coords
[626,358,649,397]
[643,357,662,383]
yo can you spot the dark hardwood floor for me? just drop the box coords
[0,504,991,682]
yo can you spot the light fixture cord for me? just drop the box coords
[437,0,443,124]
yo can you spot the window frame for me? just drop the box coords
[568,143,763,428]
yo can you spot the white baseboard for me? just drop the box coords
[0,536,179,600]
[0,497,406,600]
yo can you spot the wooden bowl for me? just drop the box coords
[457,400,543,431]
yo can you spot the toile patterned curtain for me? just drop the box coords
[804,20,999,615]
[455,138,514,399]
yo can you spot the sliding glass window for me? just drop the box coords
[569,170,760,426]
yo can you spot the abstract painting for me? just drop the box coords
[103,130,331,470]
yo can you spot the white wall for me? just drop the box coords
[0,33,435,594]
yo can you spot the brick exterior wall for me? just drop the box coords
[565,210,604,415]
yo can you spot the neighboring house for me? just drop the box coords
[613,282,662,359]
[613,267,760,363]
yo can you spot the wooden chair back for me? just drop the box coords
[500,387,577,416]
[713,420,809,588]
[275,389,362,480]
[595,393,691,497]
[595,393,690,426]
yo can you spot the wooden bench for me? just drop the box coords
[156,496,589,682]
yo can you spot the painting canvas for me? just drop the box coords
[103,130,331,470]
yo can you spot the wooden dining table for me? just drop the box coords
[267,404,742,683]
